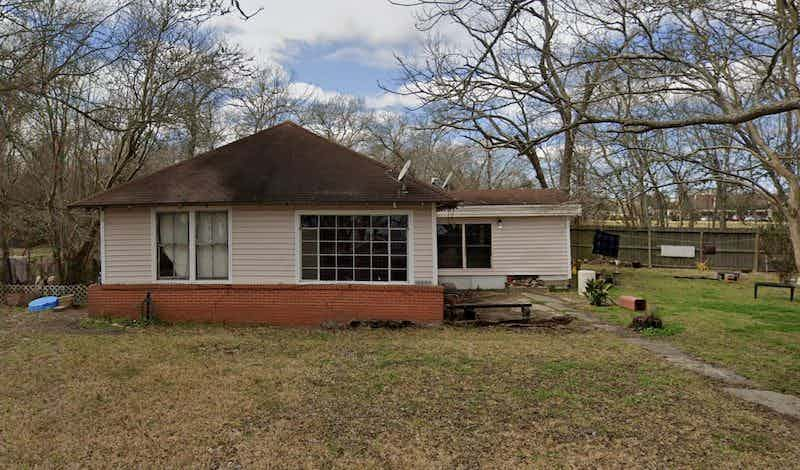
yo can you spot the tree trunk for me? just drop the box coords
[522,148,549,188]
[559,128,574,193]
[787,214,800,275]
[0,204,9,284]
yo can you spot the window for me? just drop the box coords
[466,224,492,268]
[196,212,229,280]
[437,223,492,269]
[155,209,230,282]
[436,224,462,268]
[300,214,408,282]
[157,212,189,279]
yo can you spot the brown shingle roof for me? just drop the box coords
[447,188,570,205]
[71,122,456,208]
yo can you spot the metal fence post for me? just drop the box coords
[647,227,653,267]
[753,231,760,273]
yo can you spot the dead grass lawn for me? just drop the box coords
[1,307,799,468]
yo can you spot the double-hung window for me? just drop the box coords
[157,212,190,279]
[156,210,229,281]
[196,212,229,280]
[436,223,492,269]
[300,214,409,282]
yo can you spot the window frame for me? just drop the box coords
[295,209,414,285]
[436,222,493,270]
[151,207,233,284]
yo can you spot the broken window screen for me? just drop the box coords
[465,224,492,268]
[157,212,189,279]
[196,211,229,280]
[300,214,408,282]
[436,224,462,269]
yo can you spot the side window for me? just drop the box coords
[157,212,189,279]
[437,224,463,268]
[465,224,491,268]
[196,212,229,280]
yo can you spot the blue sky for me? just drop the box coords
[282,40,405,97]
[211,0,438,109]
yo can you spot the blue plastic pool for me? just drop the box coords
[28,296,58,313]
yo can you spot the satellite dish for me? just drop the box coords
[441,171,453,189]
[397,160,411,182]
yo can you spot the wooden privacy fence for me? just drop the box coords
[0,284,89,305]
[571,225,768,271]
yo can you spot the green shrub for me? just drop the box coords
[584,278,612,306]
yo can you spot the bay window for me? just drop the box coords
[300,214,409,282]
[437,223,492,269]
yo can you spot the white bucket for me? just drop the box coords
[577,270,596,296]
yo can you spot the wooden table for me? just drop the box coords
[754,282,796,301]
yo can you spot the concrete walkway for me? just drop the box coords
[522,291,800,420]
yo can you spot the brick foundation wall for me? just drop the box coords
[88,284,444,326]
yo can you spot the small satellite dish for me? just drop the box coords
[441,171,453,189]
[397,160,411,182]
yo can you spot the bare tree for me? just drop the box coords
[392,0,613,193]
[297,95,375,150]
[228,65,304,138]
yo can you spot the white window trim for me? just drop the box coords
[436,222,493,270]
[99,209,106,284]
[151,207,233,284]
[294,209,415,285]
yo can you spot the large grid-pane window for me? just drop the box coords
[157,212,189,279]
[436,224,462,268]
[437,223,492,269]
[466,224,491,268]
[196,211,229,280]
[300,214,408,282]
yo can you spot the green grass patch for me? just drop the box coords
[571,267,800,395]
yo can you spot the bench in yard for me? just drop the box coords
[447,303,533,321]
[754,282,796,301]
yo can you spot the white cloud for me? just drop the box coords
[365,91,421,110]
[211,1,424,63]
[287,81,345,102]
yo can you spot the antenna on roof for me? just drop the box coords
[441,171,453,189]
[397,160,411,182]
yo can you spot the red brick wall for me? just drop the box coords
[88,284,444,326]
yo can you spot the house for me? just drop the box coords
[71,122,579,325]
[437,189,580,289]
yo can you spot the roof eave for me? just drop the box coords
[69,198,459,210]
[437,203,582,218]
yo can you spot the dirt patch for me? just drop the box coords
[0,306,127,335]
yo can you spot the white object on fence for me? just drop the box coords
[660,245,696,258]
[577,270,596,296]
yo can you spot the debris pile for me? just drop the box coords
[629,314,663,330]
[446,315,574,329]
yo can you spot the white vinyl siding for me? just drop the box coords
[411,205,435,285]
[103,208,153,283]
[101,203,438,285]
[230,206,295,283]
[436,216,571,279]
